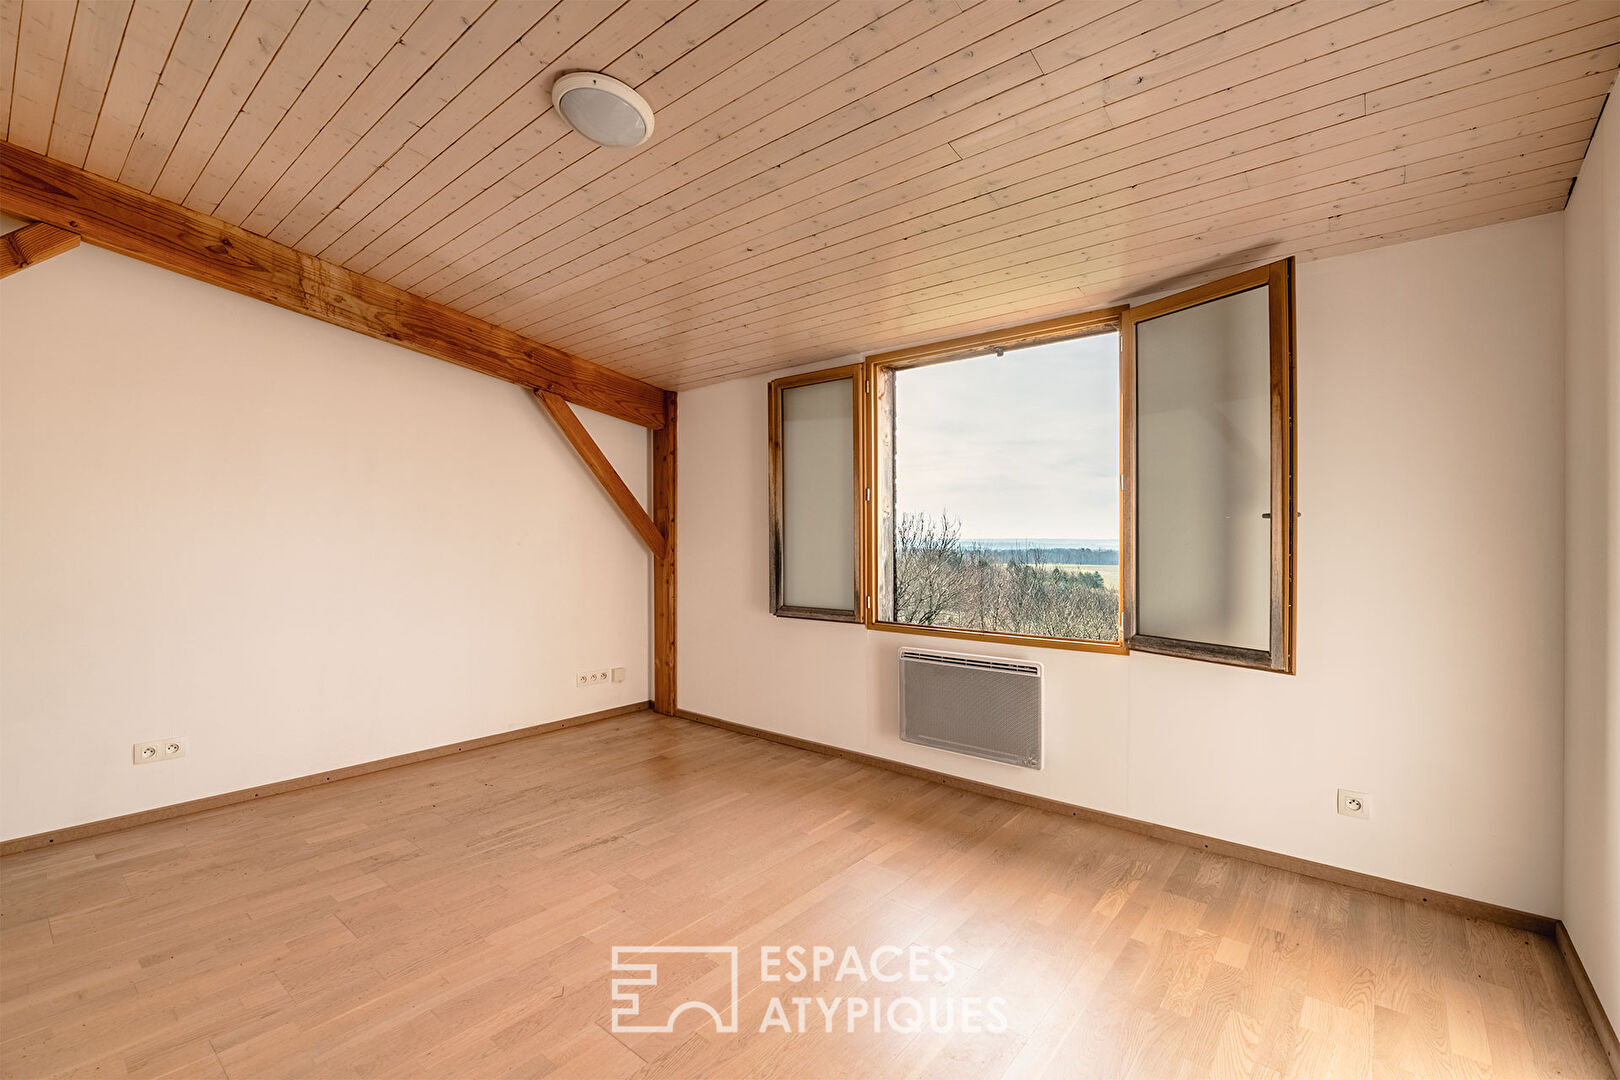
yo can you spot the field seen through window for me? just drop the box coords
[890,331,1122,644]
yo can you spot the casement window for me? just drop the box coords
[866,309,1126,654]
[1124,260,1296,671]
[768,258,1296,673]
[768,366,864,621]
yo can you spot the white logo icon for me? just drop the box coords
[610,946,740,1034]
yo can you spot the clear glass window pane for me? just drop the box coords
[1135,285,1272,651]
[780,377,856,611]
[885,332,1122,642]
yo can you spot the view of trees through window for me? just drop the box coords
[889,331,1121,643]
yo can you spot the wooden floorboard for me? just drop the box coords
[0,710,1611,1079]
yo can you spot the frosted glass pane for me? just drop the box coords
[1136,286,1272,651]
[781,378,855,610]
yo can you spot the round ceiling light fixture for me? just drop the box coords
[552,72,654,148]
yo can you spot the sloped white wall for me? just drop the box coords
[679,213,1567,916]
[1563,87,1620,1020]
[0,241,651,840]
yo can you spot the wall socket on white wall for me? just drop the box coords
[577,666,629,687]
[1337,789,1369,819]
[133,738,187,765]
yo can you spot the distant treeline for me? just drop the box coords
[974,547,1117,565]
[895,513,1118,641]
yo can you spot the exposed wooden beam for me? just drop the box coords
[0,221,80,279]
[532,390,665,560]
[653,391,677,715]
[0,141,666,429]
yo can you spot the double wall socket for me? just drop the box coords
[133,738,187,765]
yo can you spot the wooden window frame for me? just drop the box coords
[766,259,1296,674]
[768,365,867,622]
[859,307,1130,656]
[1122,257,1297,673]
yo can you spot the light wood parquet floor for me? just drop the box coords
[0,711,1611,1080]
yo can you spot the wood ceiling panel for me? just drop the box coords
[0,1,19,141]
[373,0,822,293]
[8,0,74,153]
[584,103,1602,374]
[421,0,925,311]
[436,0,1106,314]
[502,0,1393,324]
[535,4,1613,361]
[46,0,132,167]
[4,0,1616,389]
[247,0,542,240]
[489,0,1519,340]
[230,0,491,231]
[338,0,730,278]
[649,116,1601,380]
[269,0,568,247]
[593,36,1618,373]
[621,82,1607,365]
[117,0,254,190]
[203,0,430,220]
[144,0,307,200]
[81,0,190,177]
[681,116,1592,368]
[177,0,368,209]
[300,0,658,264]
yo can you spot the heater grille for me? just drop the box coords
[898,648,1042,769]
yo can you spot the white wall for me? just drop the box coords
[1564,87,1620,1018]
[0,241,652,841]
[680,213,1568,916]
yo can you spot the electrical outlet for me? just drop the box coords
[611,667,626,683]
[577,669,609,687]
[134,739,187,764]
[1337,789,1369,819]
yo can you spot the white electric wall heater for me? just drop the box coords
[898,648,1043,769]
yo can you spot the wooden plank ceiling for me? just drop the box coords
[2,0,1616,389]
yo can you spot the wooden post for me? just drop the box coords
[653,391,677,714]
